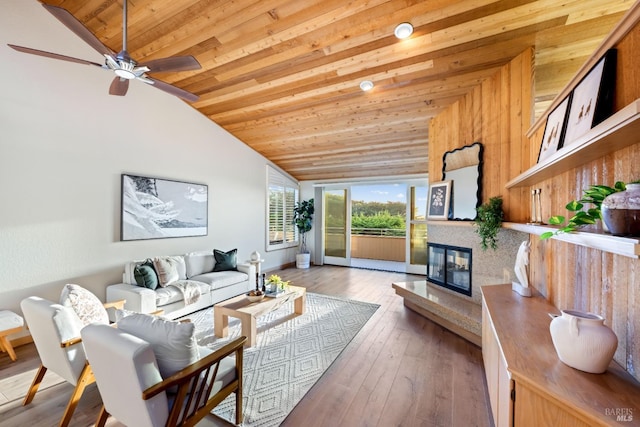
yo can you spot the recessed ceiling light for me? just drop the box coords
[394,22,413,39]
[360,80,374,91]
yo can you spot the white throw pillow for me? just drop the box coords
[153,256,184,286]
[117,313,199,379]
[185,252,215,278]
[60,284,109,326]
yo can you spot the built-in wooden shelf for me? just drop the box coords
[507,98,640,189]
[426,222,639,258]
[503,222,640,258]
[426,220,474,227]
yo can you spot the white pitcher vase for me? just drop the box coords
[549,309,618,374]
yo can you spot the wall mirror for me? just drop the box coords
[442,142,483,220]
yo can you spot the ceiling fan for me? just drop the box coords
[8,1,201,102]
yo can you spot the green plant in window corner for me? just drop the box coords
[475,196,504,250]
[293,198,314,253]
[540,182,627,239]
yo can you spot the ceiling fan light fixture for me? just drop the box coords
[114,68,136,79]
[394,22,414,39]
[360,80,374,91]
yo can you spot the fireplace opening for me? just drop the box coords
[427,243,472,296]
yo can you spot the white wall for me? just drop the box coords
[0,1,298,314]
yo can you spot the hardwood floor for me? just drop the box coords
[0,265,492,427]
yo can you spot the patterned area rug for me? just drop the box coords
[187,292,379,426]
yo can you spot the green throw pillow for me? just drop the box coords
[134,261,159,290]
[213,248,238,272]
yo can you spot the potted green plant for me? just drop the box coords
[293,198,314,268]
[540,182,625,239]
[475,196,504,250]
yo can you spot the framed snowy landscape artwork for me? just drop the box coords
[121,174,208,241]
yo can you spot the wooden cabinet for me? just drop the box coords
[481,285,640,427]
[482,301,513,426]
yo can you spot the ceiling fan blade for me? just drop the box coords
[42,4,116,57]
[8,44,104,68]
[138,56,202,73]
[109,77,129,96]
[148,78,199,102]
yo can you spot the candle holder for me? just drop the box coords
[527,189,544,225]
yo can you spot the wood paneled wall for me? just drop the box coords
[428,48,534,222]
[429,5,640,381]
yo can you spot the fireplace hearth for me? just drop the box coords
[427,243,472,296]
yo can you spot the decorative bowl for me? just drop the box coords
[246,293,265,303]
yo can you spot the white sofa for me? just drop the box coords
[106,251,255,320]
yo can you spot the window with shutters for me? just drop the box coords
[267,166,299,251]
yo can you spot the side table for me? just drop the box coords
[0,310,25,362]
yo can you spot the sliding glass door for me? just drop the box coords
[320,180,427,274]
[406,184,428,274]
[323,188,351,266]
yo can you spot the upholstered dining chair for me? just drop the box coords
[20,291,125,427]
[81,323,246,427]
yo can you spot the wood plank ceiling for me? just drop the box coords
[38,0,631,181]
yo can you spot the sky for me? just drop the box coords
[351,184,407,203]
[350,183,428,218]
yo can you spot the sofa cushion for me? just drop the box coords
[190,271,249,290]
[116,313,199,380]
[60,284,109,326]
[185,252,215,278]
[153,256,186,287]
[213,248,238,272]
[134,260,159,290]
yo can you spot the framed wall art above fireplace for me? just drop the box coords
[121,174,208,241]
[427,180,451,220]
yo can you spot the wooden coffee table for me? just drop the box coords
[213,285,306,347]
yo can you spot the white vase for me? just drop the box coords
[296,253,310,269]
[549,309,618,374]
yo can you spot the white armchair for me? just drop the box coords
[81,323,246,426]
[20,287,125,427]
[20,296,94,427]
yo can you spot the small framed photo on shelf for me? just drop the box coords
[563,49,617,146]
[538,94,571,164]
[427,180,452,220]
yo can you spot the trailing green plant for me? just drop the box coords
[540,182,626,239]
[475,196,504,250]
[293,198,314,253]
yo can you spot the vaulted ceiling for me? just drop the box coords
[34,0,631,181]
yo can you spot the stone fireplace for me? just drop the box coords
[393,222,529,344]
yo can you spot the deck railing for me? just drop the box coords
[351,234,405,261]
[325,227,404,261]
